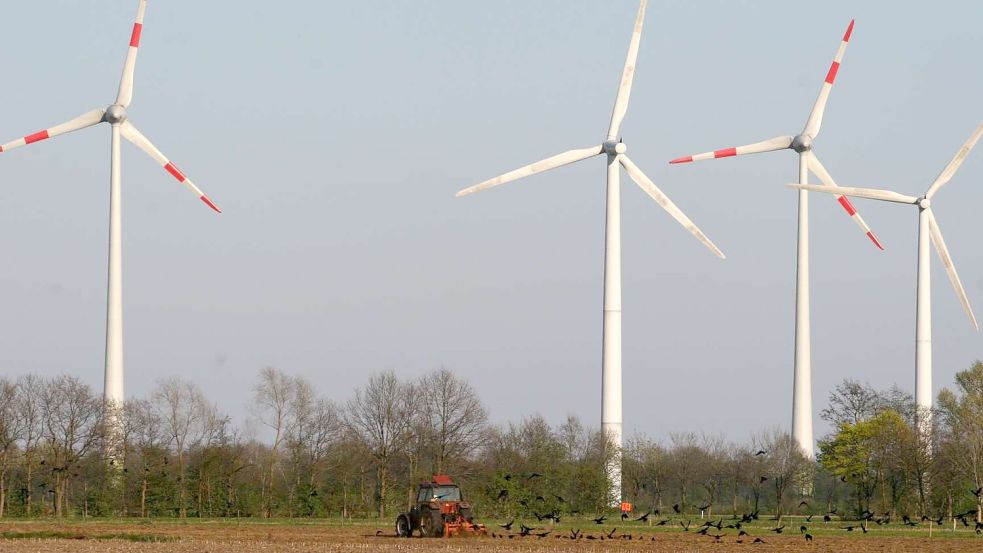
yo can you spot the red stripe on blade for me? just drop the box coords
[669,156,693,164]
[825,61,841,84]
[714,148,737,159]
[867,231,884,250]
[843,20,855,43]
[25,130,50,144]
[130,23,143,47]
[837,196,857,216]
[200,196,222,213]
[164,162,187,182]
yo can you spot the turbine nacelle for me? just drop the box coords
[104,105,128,125]
[603,141,627,155]
[790,134,813,153]
[917,197,931,209]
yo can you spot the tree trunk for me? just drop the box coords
[141,479,147,518]
[179,451,187,518]
[25,462,32,517]
[0,467,6,518]
[378,461,387,518]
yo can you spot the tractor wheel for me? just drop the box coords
[396,514,412,538]
[420,510,444,538]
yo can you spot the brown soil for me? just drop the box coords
[0,521,979,553]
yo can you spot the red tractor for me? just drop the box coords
[395,475,487,538]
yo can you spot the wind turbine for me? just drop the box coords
[0,0,220,439]
[667,20,880,457]
[789,122,983,423]
[456,0,724,503]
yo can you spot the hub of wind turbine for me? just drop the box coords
[790,134,813,153]
[603,141,628,155]
[105,105,128,125]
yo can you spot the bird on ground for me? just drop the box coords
[841,526,856,532]
[503,474,512,481]
[710,533,725,541]
[696,527,709,536]
[800,525,807,533]
[519,525,536,537]
[655,519,670,526]
[680,520,691,531]
[805,533,813,542]
[535,495,546,502]
[754,450,766,456]
[621,512,629,521]
[500,520,514,531]
[569,529,581,540]
[496,490,508,501]
[606,528,618,539]
[770,525,785,534]
[554,494,566,503]
[975,522,983,534]
[738,530,749,537]
[593,515,606,525]
[527,472,542,480]
[823,514,832,524]
[753,537,766,544]
[533,531,551,538]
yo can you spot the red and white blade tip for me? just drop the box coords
[669,148,737,165]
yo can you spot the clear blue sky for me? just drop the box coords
[0,1,981,445]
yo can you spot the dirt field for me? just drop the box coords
[0,520,981,553]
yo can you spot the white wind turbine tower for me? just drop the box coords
[667,20,881,457]
[790,123,983,424]
[0,0,220,439]
[456,0,724,503]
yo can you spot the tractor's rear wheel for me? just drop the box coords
[396,514,411,538]
[420,510,444,537]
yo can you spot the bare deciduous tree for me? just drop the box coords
[346,370,412,517]
[417,368,488,474]
[253,367,295,518]
[153,376,207,518]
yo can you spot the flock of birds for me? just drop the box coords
[474,471,983,545]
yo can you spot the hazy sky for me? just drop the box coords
[0,1,981,446]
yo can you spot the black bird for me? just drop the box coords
[655,519,670,526]
[621,512,629,521]
[840,476,848,482]
[635,511,651,522]
[554,494,566,503]
[496,489,508,501]
[973,487,983,497]
[754,450,766,456]
[696,527,709,536]
[799,525,807,533]
[652,508,660,516]
[805,533,813,542]
[375,530,383,536]
[519,524,536,537]
[975,522,983,534]
[593,515,606,525]
[533,531,551,538]
[527,472,542,480]
[770,525,785,534]
[902,515,917,527]
[798,500,809,508]
[680,520,691,531]
[738,530,749,537]
[710,533,725,541]
[753,537,766,543]
[500,520,514,531]
[672,503,681,514]
[519,499,529,508]
[841,526,856,532]
[606,528,618,539]
[569,529,581,540]
[805,514,814,522]
[759,476,768,483]
[823,514,832,524]
[503,474,512,481]
[697,504,710,512]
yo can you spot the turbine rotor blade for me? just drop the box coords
[786,183,920,205]
[116,0,148,108]
[668,136,793,164]
[119,121,221,213]
[619,154,726,259]
[807,152,884,250]
[927,209,978,330]
[925,122,983,199]
[0,109,106,153]
[455,145,603,197]
[803,19,854,137]
[607,0,648,141]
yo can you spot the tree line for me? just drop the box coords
[0,362,981,523]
